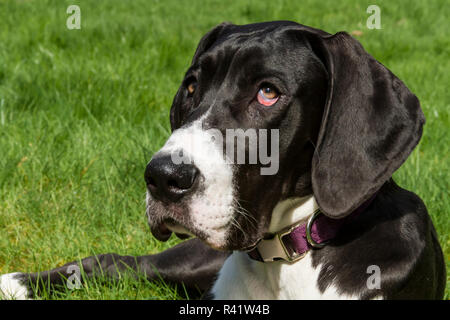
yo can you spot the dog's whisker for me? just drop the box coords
[232,199,258,233]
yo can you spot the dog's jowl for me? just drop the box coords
[0,21,445,300]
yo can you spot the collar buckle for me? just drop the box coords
[254,209,322,263]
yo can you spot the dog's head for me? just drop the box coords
[145,21,424,251]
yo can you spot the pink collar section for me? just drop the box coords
[247,194,378,263]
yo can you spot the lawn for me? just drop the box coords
[0,0,448,299]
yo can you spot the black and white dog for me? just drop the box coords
[0,21,445,300]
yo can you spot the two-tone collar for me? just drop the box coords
[246,194,377,263]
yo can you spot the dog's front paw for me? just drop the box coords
[0,273,31,300]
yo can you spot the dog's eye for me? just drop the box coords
[257,85,279,106]
[187,81,197,95]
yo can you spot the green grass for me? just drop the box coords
[27,270,192,300]
[0,0,448,299]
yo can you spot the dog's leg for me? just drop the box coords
[0,238,229,299]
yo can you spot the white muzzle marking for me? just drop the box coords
[148,116,235,248]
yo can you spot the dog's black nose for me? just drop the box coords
[145,154,199,202]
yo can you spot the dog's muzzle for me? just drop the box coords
[145,154,201,241]
[145,121,235,249]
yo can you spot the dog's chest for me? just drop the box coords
[211,251,356,299]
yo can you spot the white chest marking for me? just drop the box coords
[212,251,360,300]
[212,195,362,300]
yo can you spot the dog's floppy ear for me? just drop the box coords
[191,22,233,63]
[303,30,425,219]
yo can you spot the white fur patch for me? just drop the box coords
[212,248,363,299]
[268,195,318,233]
[0,273,30,300]
[150,115,235,249]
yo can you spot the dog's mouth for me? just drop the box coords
[150,215,234,251]
[150,218,193,242]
